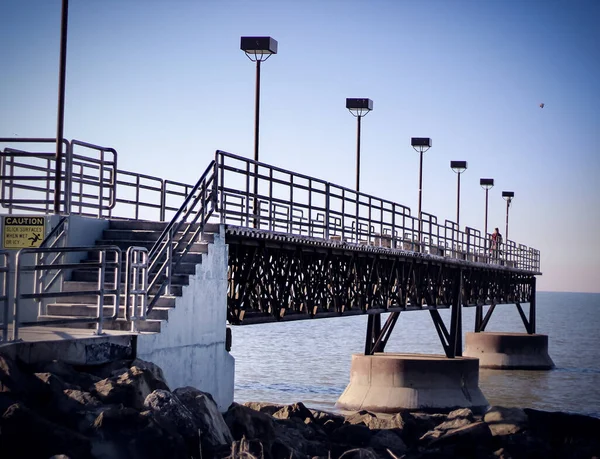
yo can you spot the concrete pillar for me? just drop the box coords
[336,353,488,413]
[464,332,554,370]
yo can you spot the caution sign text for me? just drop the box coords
[2,216,46,249]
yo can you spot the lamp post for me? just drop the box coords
[54,0,69,214]
[502,191,514,241]
[346,98,373,192]
[411,137,432,250]
[240,36,278,227]
[480,178,494,239]
[450,161,468,228]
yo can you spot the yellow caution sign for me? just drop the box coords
[2,216,46,249]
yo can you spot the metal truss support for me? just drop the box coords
[364,311,401,355]
[515,277,537,334]
[429,269,463,358]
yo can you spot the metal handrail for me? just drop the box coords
[12,246,122,340]
[0,251,9,342]
[124,246,149,332]
[214,150,541,272]
[146,160,216,312]
[0,139,541,273]
[34,216,69,311]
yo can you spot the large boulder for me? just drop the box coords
[484,406,528,436]
[173,386,233,453]
[368,430,407,457]
[524,408,600,458]
[310,408,346,434]
[0,402,92,459]
[425,421,494,457]
[130,359,170,390]
[93,366,169,410]
[90,405,188,459]
[272,402,315,423]
[223,402,278,456]
[143,390,200,457]
[243,401,284,416]
[34,360,101,390]
[0,354,52,407]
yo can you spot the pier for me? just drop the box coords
[0,138,550,411]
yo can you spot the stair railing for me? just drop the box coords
[12,246,122,340]
[147,160,217,313]
[124,246,149,332]
[0,251,9,342]
[34,216,69,316]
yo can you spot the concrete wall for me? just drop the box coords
[135,225,235,412]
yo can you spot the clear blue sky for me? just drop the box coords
[1,0,599,293]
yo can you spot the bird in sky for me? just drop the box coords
[539,103,545,108]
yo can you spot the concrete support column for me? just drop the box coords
[464,332,554,370]
[336,353,488,413]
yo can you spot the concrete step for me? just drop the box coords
[94,239,209,253]
[38,316,162,333]
[109,220,168,231]
[55,293,176,308]
[62,281,183,297]
[71,269,190,286]
[108,220,220,233]
[46,304,170,321]
[102,229,215,244]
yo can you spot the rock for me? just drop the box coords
[484,406,528,436]
[309,408,346,433]
[93,366,169,410]
[524,408,600,458]
[346,410,409,431]
[447,407,475,422]
[0,354,51,406]
[64,389,102,407]
[427,421,494,451]
[174,386,234,452]
[143,389,199,456]
[368,430,407,457]
[273,402,315,423]
[272,417,329,457]
[0,402,92,459]
[331,423,373,448]
[35,360,101,390]
[223,402,278,451]
[338,447,379,458]
[90,405,188,459]
[243,401,284,415]
[130,358,170,390]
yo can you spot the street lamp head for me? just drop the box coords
[480,178,494,190]
[450,160,468,174]
[346,98,373,117]
[241,36,278,62]
[502,191,514,202]
[411,137,432,153]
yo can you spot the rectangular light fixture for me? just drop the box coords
[346,98,373,111]
[240,36,278,54]
[411,137,432,147]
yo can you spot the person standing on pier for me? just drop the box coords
[491,228,503,262]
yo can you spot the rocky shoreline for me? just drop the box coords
[1,353,599,459]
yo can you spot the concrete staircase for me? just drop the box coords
[40,220,219,333]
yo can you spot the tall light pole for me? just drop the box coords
[240,36,278,162]
[54,0,69,214]
[480,178,494,239]
[346,98,373,192]
[240,36,278,227]
[502,191,514,241]
[411,137,432,250]
[450,161,468,228]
